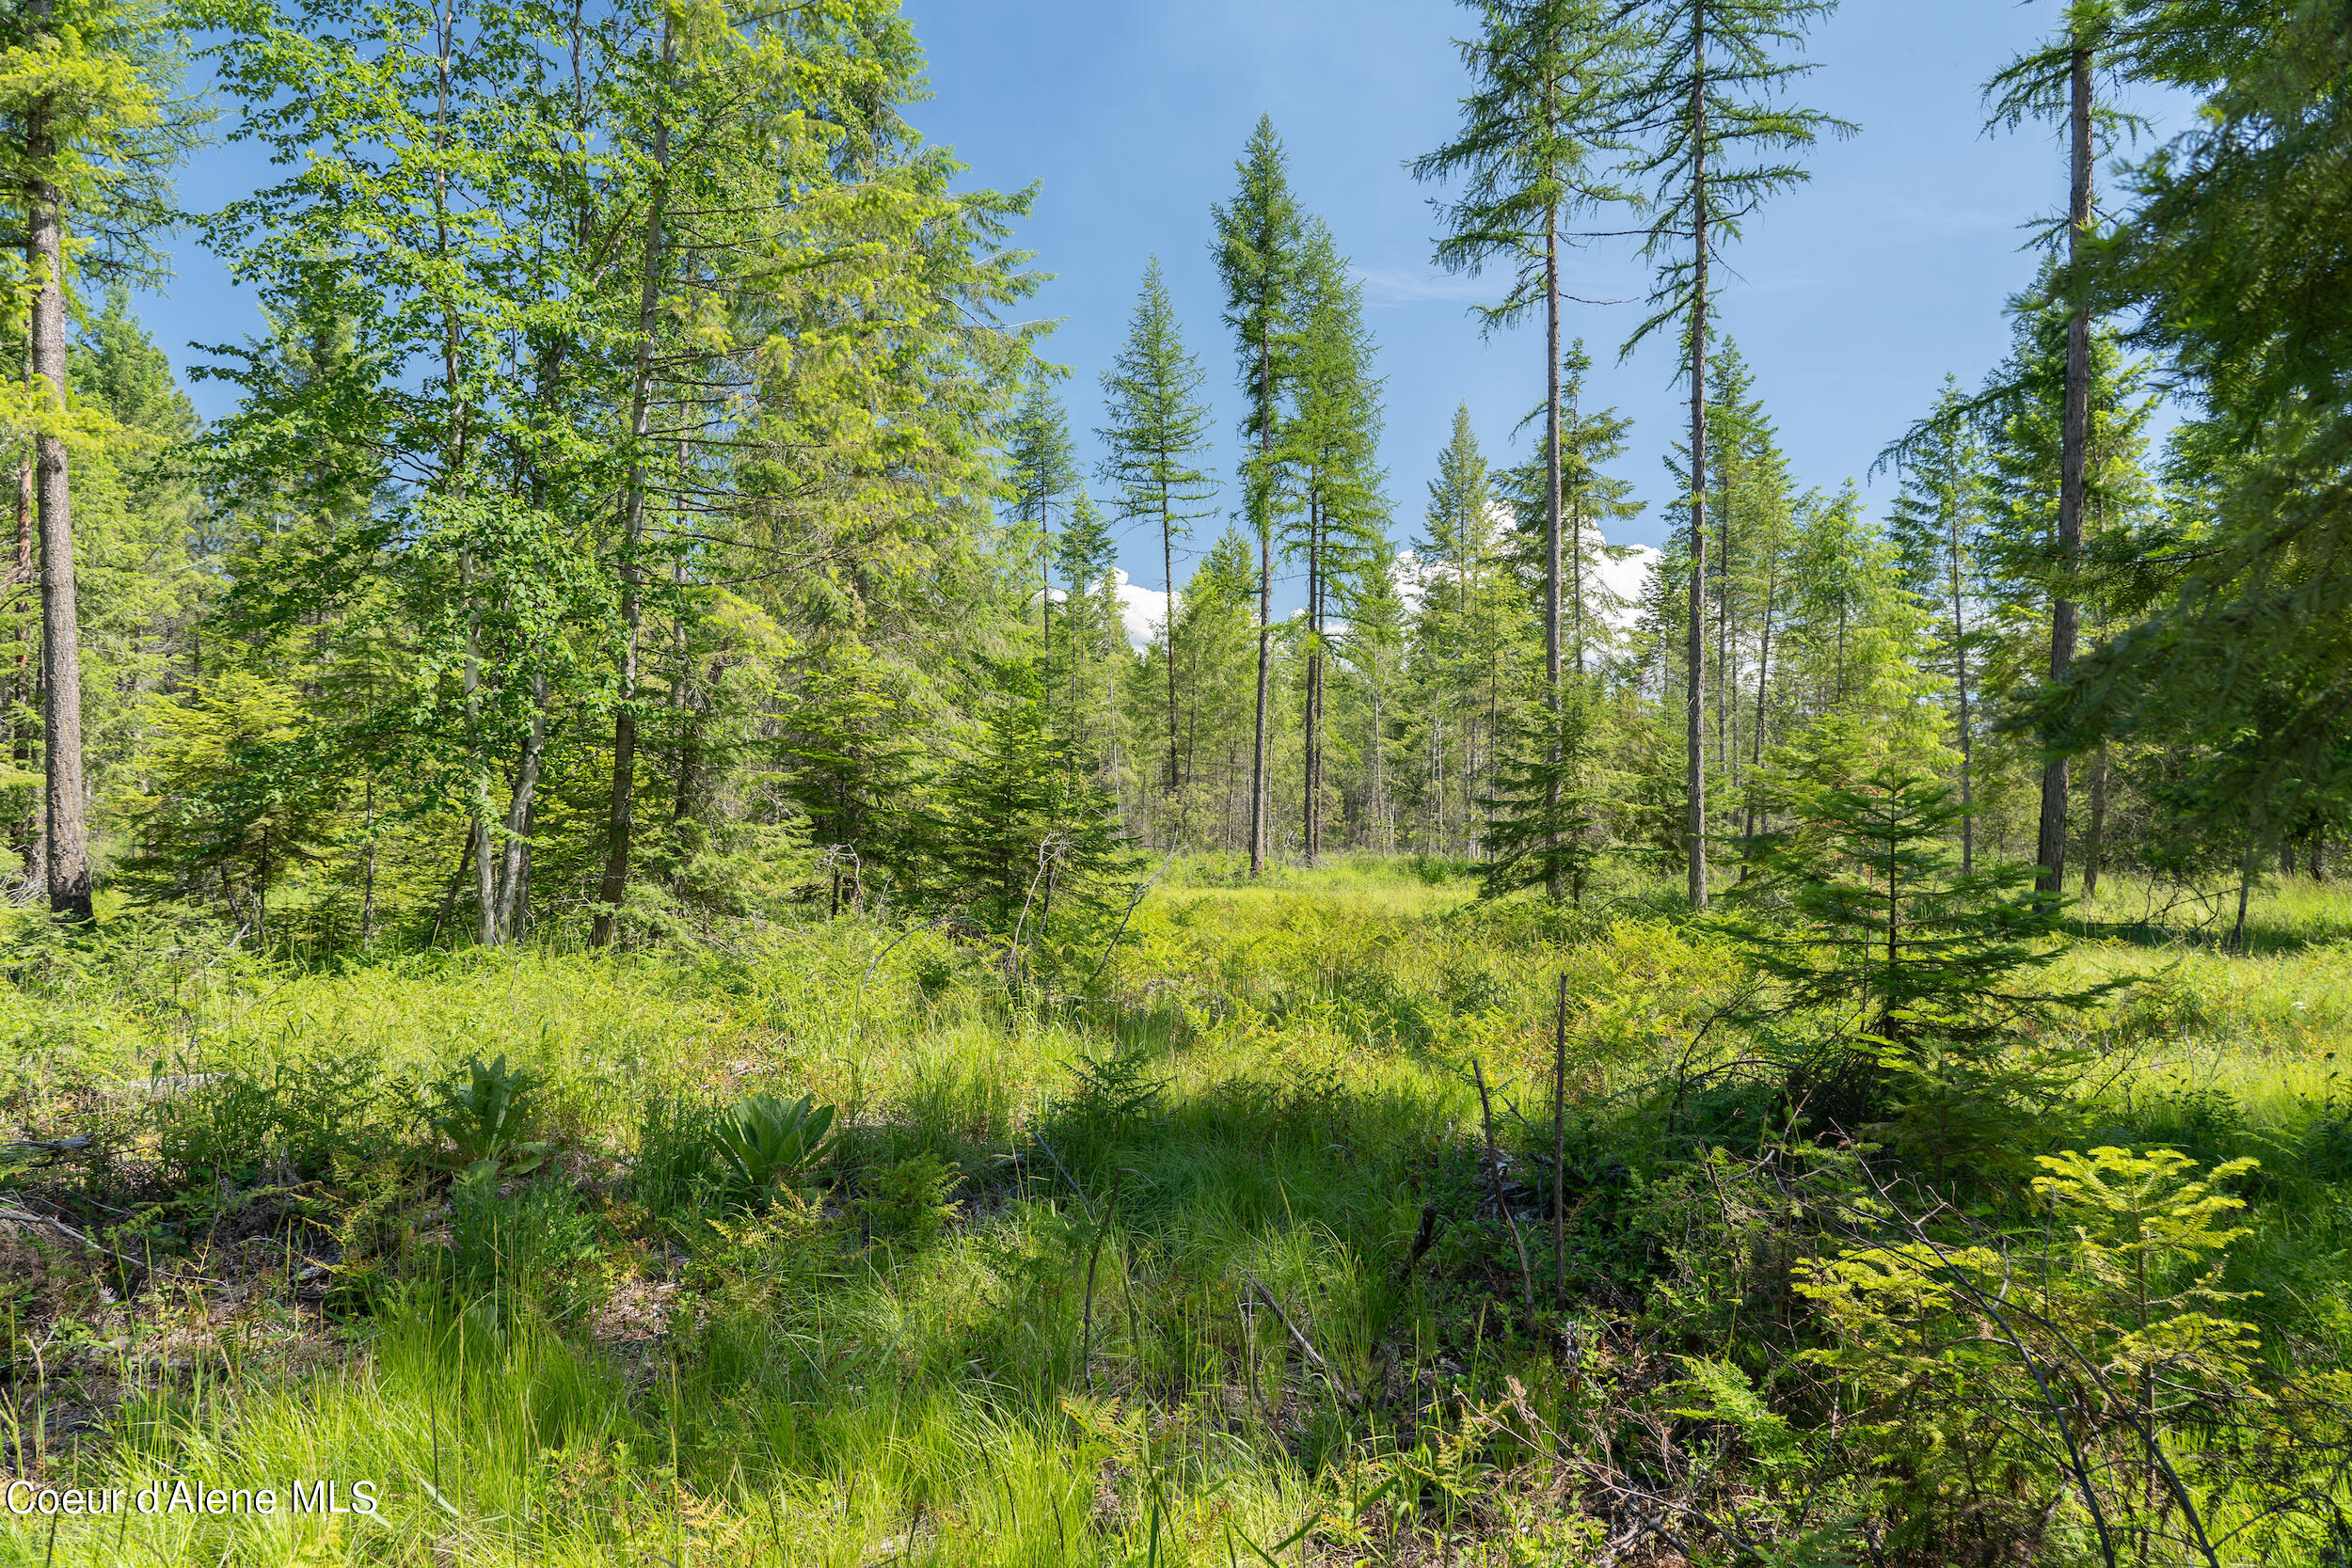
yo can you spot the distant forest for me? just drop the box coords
[1,0,2341,955]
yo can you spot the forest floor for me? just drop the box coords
[0,861,2347,1566]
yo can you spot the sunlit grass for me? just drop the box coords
[4,858,2349,1564]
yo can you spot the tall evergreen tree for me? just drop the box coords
[1883,376,1990,870]
[2,0,193,918]
[1985,1,2134,900]
[1096,258,1216,799]
[1282,222,1388,864]
[1212,116,1305,878]
[1416,0,1629,890]
[1006,375,1083,646]
[1619,0,1851,909]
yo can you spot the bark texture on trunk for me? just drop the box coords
[1164,493,1180,800]
[1544,195,1564,901]
[2037,42,2094,900]
[1684,19,1710,912]
[593,21,675,946]
[27,81,90,922]
[1248,325,1272,877]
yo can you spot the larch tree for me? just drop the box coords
[1,0,191,919]
[1985,0,2130,901]
[1211,115,1304,878]
[1096,257,1216,801]
[1282,220,1387,865]
[1619,0,1850,909]
[1414,0,1625,895]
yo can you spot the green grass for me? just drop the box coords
[2,861,2347,1565]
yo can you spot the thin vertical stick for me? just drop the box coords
[1473,1057,1533,1311]
[1552,974,1568,1307]
[1080,1166,1122,1389]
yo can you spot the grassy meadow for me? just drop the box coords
[1,861,2347,1566]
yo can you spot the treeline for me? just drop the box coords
[1,0,2344,956]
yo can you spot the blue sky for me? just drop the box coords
[141,0,2178,615]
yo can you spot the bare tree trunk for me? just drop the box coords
[1164,486,1181,801]
[359,776,377,945]
[1745,556,1777,844]
[2230,839,2257,951]
[1950,493,1976,873]
[494,671,548,939]
[25,62,89,923]
[430,823,477,947]
[1684,19,1710,911]
[11,455,36,885]
[2082,740,2108,900]
[1304,499,1323,864]
[593,17,675,946]
[1544,184,1564,900]
[1249,324,1273,878]
[2037,40,2093,902]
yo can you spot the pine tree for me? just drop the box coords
[1096,258,1216,800]
[1984,1,2136,901]
[1416,0,1629,889]
[2,0,194,919]
[1620,0,1851,909]
[1282,222,1388,864]
[1728,760,2103,1172]
[1212,116,1306,878]
[1006,375,1083,645]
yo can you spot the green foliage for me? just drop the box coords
[1799,1147,2288,1566]
[1730,760,2105,1169]
[422,1053,554,1180]
[855,1150,960,1244]
[709,1091,836,1209]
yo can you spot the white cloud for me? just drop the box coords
[1397,521,1661,633]
[1349,264,1499,308]
[1114,568,1168,649]
[1596,542,1660,621]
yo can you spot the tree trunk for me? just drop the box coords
[359,776,377,945]
[1949,492,1975,874]
[1544,183,1564,900]
[2037,41,2093,902]
[494,671,548,940]
[2230,839,2257,951]
[26,71,90,923]
[2082,740,2108,900]
[1164,486,1180,801]
[1249,324,1273,878]
[11,455,36,885]
[1745,562,1777,846]
[593,18,675,947]
[1684,15,1710,911]
[430,823,478,946]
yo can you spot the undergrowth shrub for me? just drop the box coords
[447,1174,606,1328]
[153,1041,399,1185]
